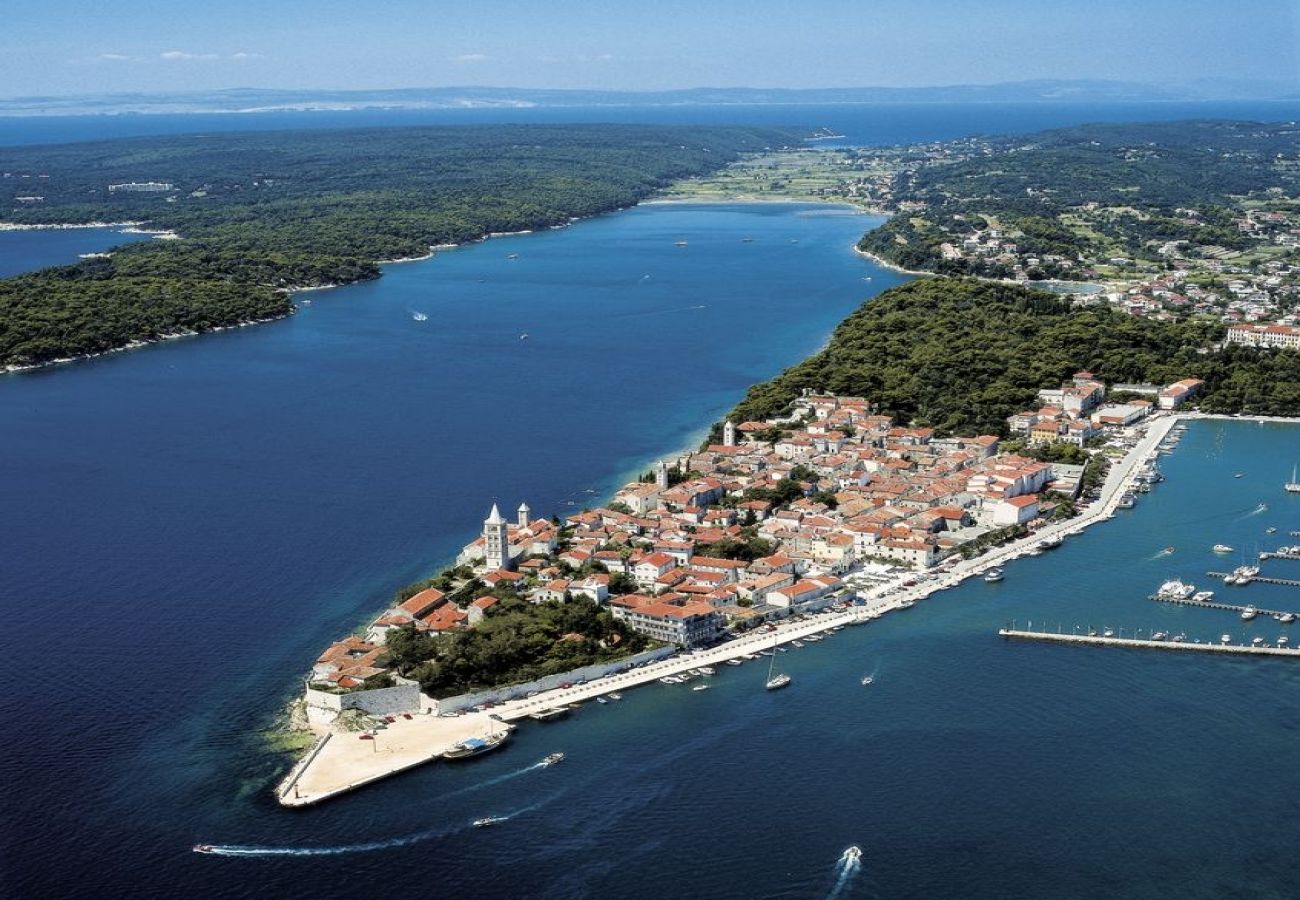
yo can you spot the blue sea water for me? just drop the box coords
[2,104,1299,898]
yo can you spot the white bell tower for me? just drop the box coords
[723,419,737,447]
[484,504,509,570]
[655,459,669,490]
[517,502,531,528]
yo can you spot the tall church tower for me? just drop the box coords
[484,504,509,570]
[723,419,737,447]
[655,459,669,489]
[517,502,531,528]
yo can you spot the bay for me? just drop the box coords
[0,226,151,277]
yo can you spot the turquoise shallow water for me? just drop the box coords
[1,199,1298,898]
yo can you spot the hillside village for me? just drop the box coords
[310,374,1202,698]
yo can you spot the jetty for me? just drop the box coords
[998,627,1300,658]
[1205,571,1300,588]
[1259,550,1300,562]
[1149,593,1300,619]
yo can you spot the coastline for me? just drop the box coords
[2,311,293,374]
[0,220,142,231]
[851,245,935,277]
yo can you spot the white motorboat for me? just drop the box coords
[1241,606,1258,621]
[1154,579,1196,601]
[1212,544,1234,554]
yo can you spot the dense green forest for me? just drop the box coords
[729,278,1300,435]
[383,597,650,698]
[858,120,1300,275]
[0,124,792,367]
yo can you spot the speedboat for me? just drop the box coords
[608,692,623,700]
[984,568,1005,583]
[692,684,711,692]
[1241,606,1258,621]
[474,815,508,828]
[1221,634,1232,644]
[193,844,216,854]
[541,752,565,767]
[861,675,874,686]
[843,845,863,864]
[1280,613,1296,624]
[1039,534,1064,549]
[1212,544,1234,554]
[1151,632,1168,641]
[1191,591,1215,603]
[595,696,608,704]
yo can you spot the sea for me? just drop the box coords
[2,103,1299,899]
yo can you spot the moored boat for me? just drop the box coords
[984,568,1004,583]
[443,729,511,760]
[1241,606,1258,621]
[1153,579,1196,601]
[1212,544,1234,554]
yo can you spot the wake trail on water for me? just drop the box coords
[825,847,864,900]
[201,763,560,859]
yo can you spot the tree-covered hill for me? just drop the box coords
[729,278,1300,434]
[0,124,793,368]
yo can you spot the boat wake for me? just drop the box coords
[197,796,557,859]
[1239,502,1269,519]
[197,764,561,858]
[825,845,864,899]
[1151,547,1176,559]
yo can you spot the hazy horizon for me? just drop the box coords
[6,0,1298,99]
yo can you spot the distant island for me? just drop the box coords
[0,124,790,368]
[3,78,1296,117]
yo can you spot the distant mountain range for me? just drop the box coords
[4,79,1297,116]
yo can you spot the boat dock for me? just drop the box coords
[1149,593,1300,619]
[998,628,1300,658]
[1259,551,1300,562]
[1205,571,1300,588]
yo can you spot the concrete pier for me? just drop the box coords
[999,628,1300,657]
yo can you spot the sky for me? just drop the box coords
[4,0,1299,98]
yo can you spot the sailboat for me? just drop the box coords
[1286,464,1300,494]
[765,634,791,690]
